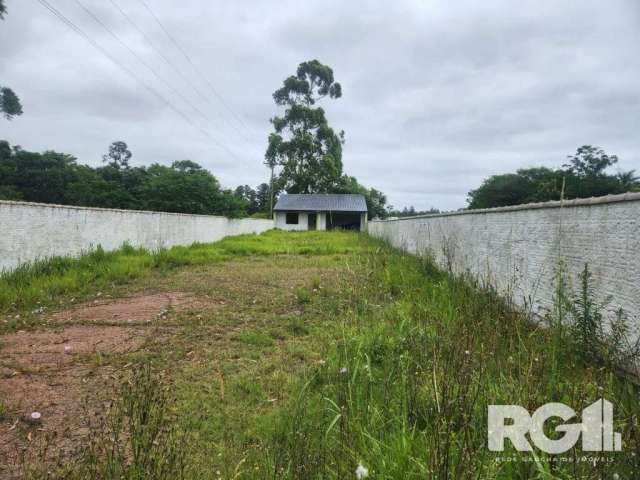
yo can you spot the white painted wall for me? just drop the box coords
[318,212,327,231]
[369,193,640,339]
[275,211,309,231]
[0,201,274,273]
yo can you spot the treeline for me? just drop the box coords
[467,146,638,209]
[387,206,440,218]
[0,141,249,217]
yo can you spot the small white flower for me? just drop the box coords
[355,463,369,479]
[318,359,326,365]
[464,350,470,355]
[340,367,348,374]
[31,411,42,420]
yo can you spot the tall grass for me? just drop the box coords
[251,244,640,479]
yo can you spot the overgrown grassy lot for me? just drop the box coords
[2,230,639,479]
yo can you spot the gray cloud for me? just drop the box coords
[1,0,639,210]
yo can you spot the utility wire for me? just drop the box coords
[105,0,210,116]
[35,0,244,163]
[136,0,252,139]
[72,0,216,129]
[106,0,249,145]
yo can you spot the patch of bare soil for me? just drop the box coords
[0,325,148,372]
[49,292,217,325]
[0,324,157,478]
[0,365,119,477]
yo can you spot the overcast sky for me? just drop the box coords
[1,0,639,210]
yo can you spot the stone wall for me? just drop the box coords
[369,193,640,339]
[0,201,274,272]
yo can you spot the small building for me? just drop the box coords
[274,194,368,231]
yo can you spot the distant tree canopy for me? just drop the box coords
[387,206,440,218]
[0,2,23,120]
[0,140,248,217]
[234,183,271,216]
[265,60,388,218]
[467,146,638,209]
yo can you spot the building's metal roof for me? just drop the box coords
[274,194,367,212]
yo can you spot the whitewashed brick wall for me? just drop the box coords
[0,201,274,272]
[369,193,640,340]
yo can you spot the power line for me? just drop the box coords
[72,0,216,129]
[105,0,249,145]
[136,0,252,138]
[34,0,244,163]
[105,0,210,115]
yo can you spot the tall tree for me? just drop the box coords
[564,145,618,177]
[265,60,344,194]
[102,141,132,169]
[0,2,23,120]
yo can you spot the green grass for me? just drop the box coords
[7,231,640,479]
[0,230,370,332]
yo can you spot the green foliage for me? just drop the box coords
[564,145,618,177]
[234,183,270,215]
[0,5,23,120]
[569,264,640,367]
[266,59,345,194]
[0,87,23,120]
[102,141,132,169]
[0,140,247,216]
[468,146,638,209]
[250,241,640,479]
[0,230,368,320]
[387,206,440,217]
[264,60,388,217]
[333,174,389,219]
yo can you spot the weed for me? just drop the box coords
[287,316,310,336]
[68,362,186,479]
[235,330,275,347]
[295,287,311,304]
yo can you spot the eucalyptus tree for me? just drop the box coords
[265,60,344,194]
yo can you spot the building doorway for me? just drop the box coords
[307,213,317,230]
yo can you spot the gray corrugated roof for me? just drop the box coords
[274,194,367,212]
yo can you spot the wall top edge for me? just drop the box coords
[0,200,273,221]
[372,191,640,223]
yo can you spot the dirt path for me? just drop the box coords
[0,291,211,477]
[0,256,344,478]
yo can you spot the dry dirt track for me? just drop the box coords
[0,256,343,478]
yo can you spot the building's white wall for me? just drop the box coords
[275,211,309,231]
[0,201,274,273]
[369,194,640,340]
[317,212,327,231]
[360,213,368,232]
